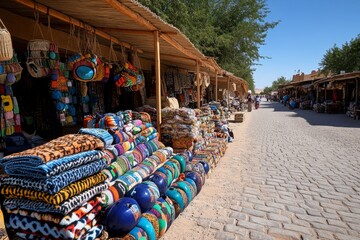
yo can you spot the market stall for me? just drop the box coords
[0,0,246,239]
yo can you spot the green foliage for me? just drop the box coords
[320,35,360,75]
[262,76,290,92]
[137,0,278,93]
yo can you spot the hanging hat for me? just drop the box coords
[51,90,62,100]
[56,102,66,111]
[73,60,96,81]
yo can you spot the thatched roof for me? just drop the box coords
[0,0,232,75]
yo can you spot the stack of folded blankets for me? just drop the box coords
[81,110,173,210]
[193,106,215,153]
[136,105,157,128]
[0,128,113,239]
[161,108,200,153]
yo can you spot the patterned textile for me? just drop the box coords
[81,225,103,240]
[110,129,129,144]
[1,172,107,204]
[3,182,108,215]
[3,150,105,178]
[134,132,158,145]
[7,206,99,239]
[140,127,156,138]
[100,172,142,207]
[78,128,113,147]
[0,134,104,167]
[0,159,107,194]
[5,197,100,225]
[102,156,131,182]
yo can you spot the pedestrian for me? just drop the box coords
[247,93,252,112]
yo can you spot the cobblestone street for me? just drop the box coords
[163,101,360,240]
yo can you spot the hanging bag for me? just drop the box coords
[26,11,51,78]
[0,18,13,61]
[4,55,23,85]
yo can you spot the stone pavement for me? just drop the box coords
[163,101,360,240]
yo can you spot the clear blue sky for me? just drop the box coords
[253,0,360,89]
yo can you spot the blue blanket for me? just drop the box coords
[3,150,105,178]
[0,159,107,194]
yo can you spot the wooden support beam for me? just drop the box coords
[0,8,124,60]
[215,71,218,101]
[227,77,230,106]
[142,52,196,62]
[356,78,359,105]
[103,0,157,31]
[97,28,177,35]
[154,31,162,134]
[160,34,201,64]
[196,61,201,108]
[14,0,143,53]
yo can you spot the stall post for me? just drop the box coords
[196,61,200,108]
[227,77,230,106]
[356,78,359,105]
[316,85,319,103]
[215,70,218,101]
[154,30,161,134]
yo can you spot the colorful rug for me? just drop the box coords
[6,197,101,226]
[1,172,107,205]
[0,134,104,167]
[3,150,105,178]
[3,182,108,215]
[0,159,107,194]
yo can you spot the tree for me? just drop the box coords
[137,0,278,93]
[320,35,360,75]
[262,76,290,92]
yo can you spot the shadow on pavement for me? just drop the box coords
[258,102,360,128]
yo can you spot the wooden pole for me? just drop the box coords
[227,77,230,106]
[356,78,359,105]
[316,85,319,103]
[154,31,161,134]
[14,0,142,53]
[196,61,201,108]
[215,70,218,101]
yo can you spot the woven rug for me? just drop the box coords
[3,150,105,178]
[0,159,107,194]
[0,134,104,168]
[1,172,107,204]
[3,182,108,215]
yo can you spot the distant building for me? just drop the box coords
[255,88,263,94]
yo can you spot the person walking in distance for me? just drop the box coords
[247,93,252,112]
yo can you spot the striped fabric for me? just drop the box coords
[3,150,105,178]
[0,134,104,166]
[0,159,107,194]
[1,172,107,204]
[3,183,108,215]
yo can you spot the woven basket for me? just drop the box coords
[0,19,13,61]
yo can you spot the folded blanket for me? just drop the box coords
[109,129,130,144]
[78,128,113,147]
[0,159,107,194]
[81,225,103,240]
[0,134,104,167]
[132,123,152,135]
[3,182,108,215]
[3,150,105,178]
[102,156,132,182]
[6,197,101,226]
[8,205,100,239]
[1,172,107,205]
[140,126,156,138]
[100,171,142,207]
[134,132,158,145]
